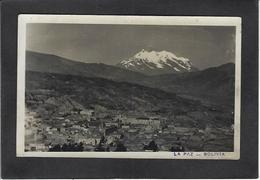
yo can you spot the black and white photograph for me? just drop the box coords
[16,15,241,159]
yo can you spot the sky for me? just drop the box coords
[26,23,236,69]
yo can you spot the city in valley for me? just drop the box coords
[25,89,234,152]
[24,49,235,153]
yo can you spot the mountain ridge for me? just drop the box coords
[143,62,235,107]
[26,50,149,83]
[117,49,197,75]
[26,50,235,106]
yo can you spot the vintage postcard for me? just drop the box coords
[16,15,241,159]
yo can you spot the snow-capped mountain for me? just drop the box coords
[117,49,197,75]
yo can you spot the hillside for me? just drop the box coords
[26,51,235,107]
[143,63,235,107]
[26,71,203,113]
[26,51,148,83]
[25,71,234,152]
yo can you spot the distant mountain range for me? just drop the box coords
[26,51,235,107]
[26,51,148,84]
[142,63,235,107]
[117,49,197,75]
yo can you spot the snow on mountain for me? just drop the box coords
[117,49,197,75]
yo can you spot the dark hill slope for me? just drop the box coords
[142,63,235,107]
[26,71,201,112]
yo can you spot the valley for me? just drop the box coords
[25,70,234,152]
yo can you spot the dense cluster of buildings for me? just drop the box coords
[25,102,234,152]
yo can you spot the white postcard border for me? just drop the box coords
[17,15,241,159]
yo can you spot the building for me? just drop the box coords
[122,125,130,129]
[54,116,65,120]
[122,116,161,129]
[114,114,127,122]
[105,122,118,127]
[80,109,94,116]
[85,138,101,145]
[26,143,48,152]
[168,124,175,129]
[65,119,71,123]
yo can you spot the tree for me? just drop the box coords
[143,140,159,152]
[115,142,127,152]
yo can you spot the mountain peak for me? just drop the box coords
[117,49,196,75]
